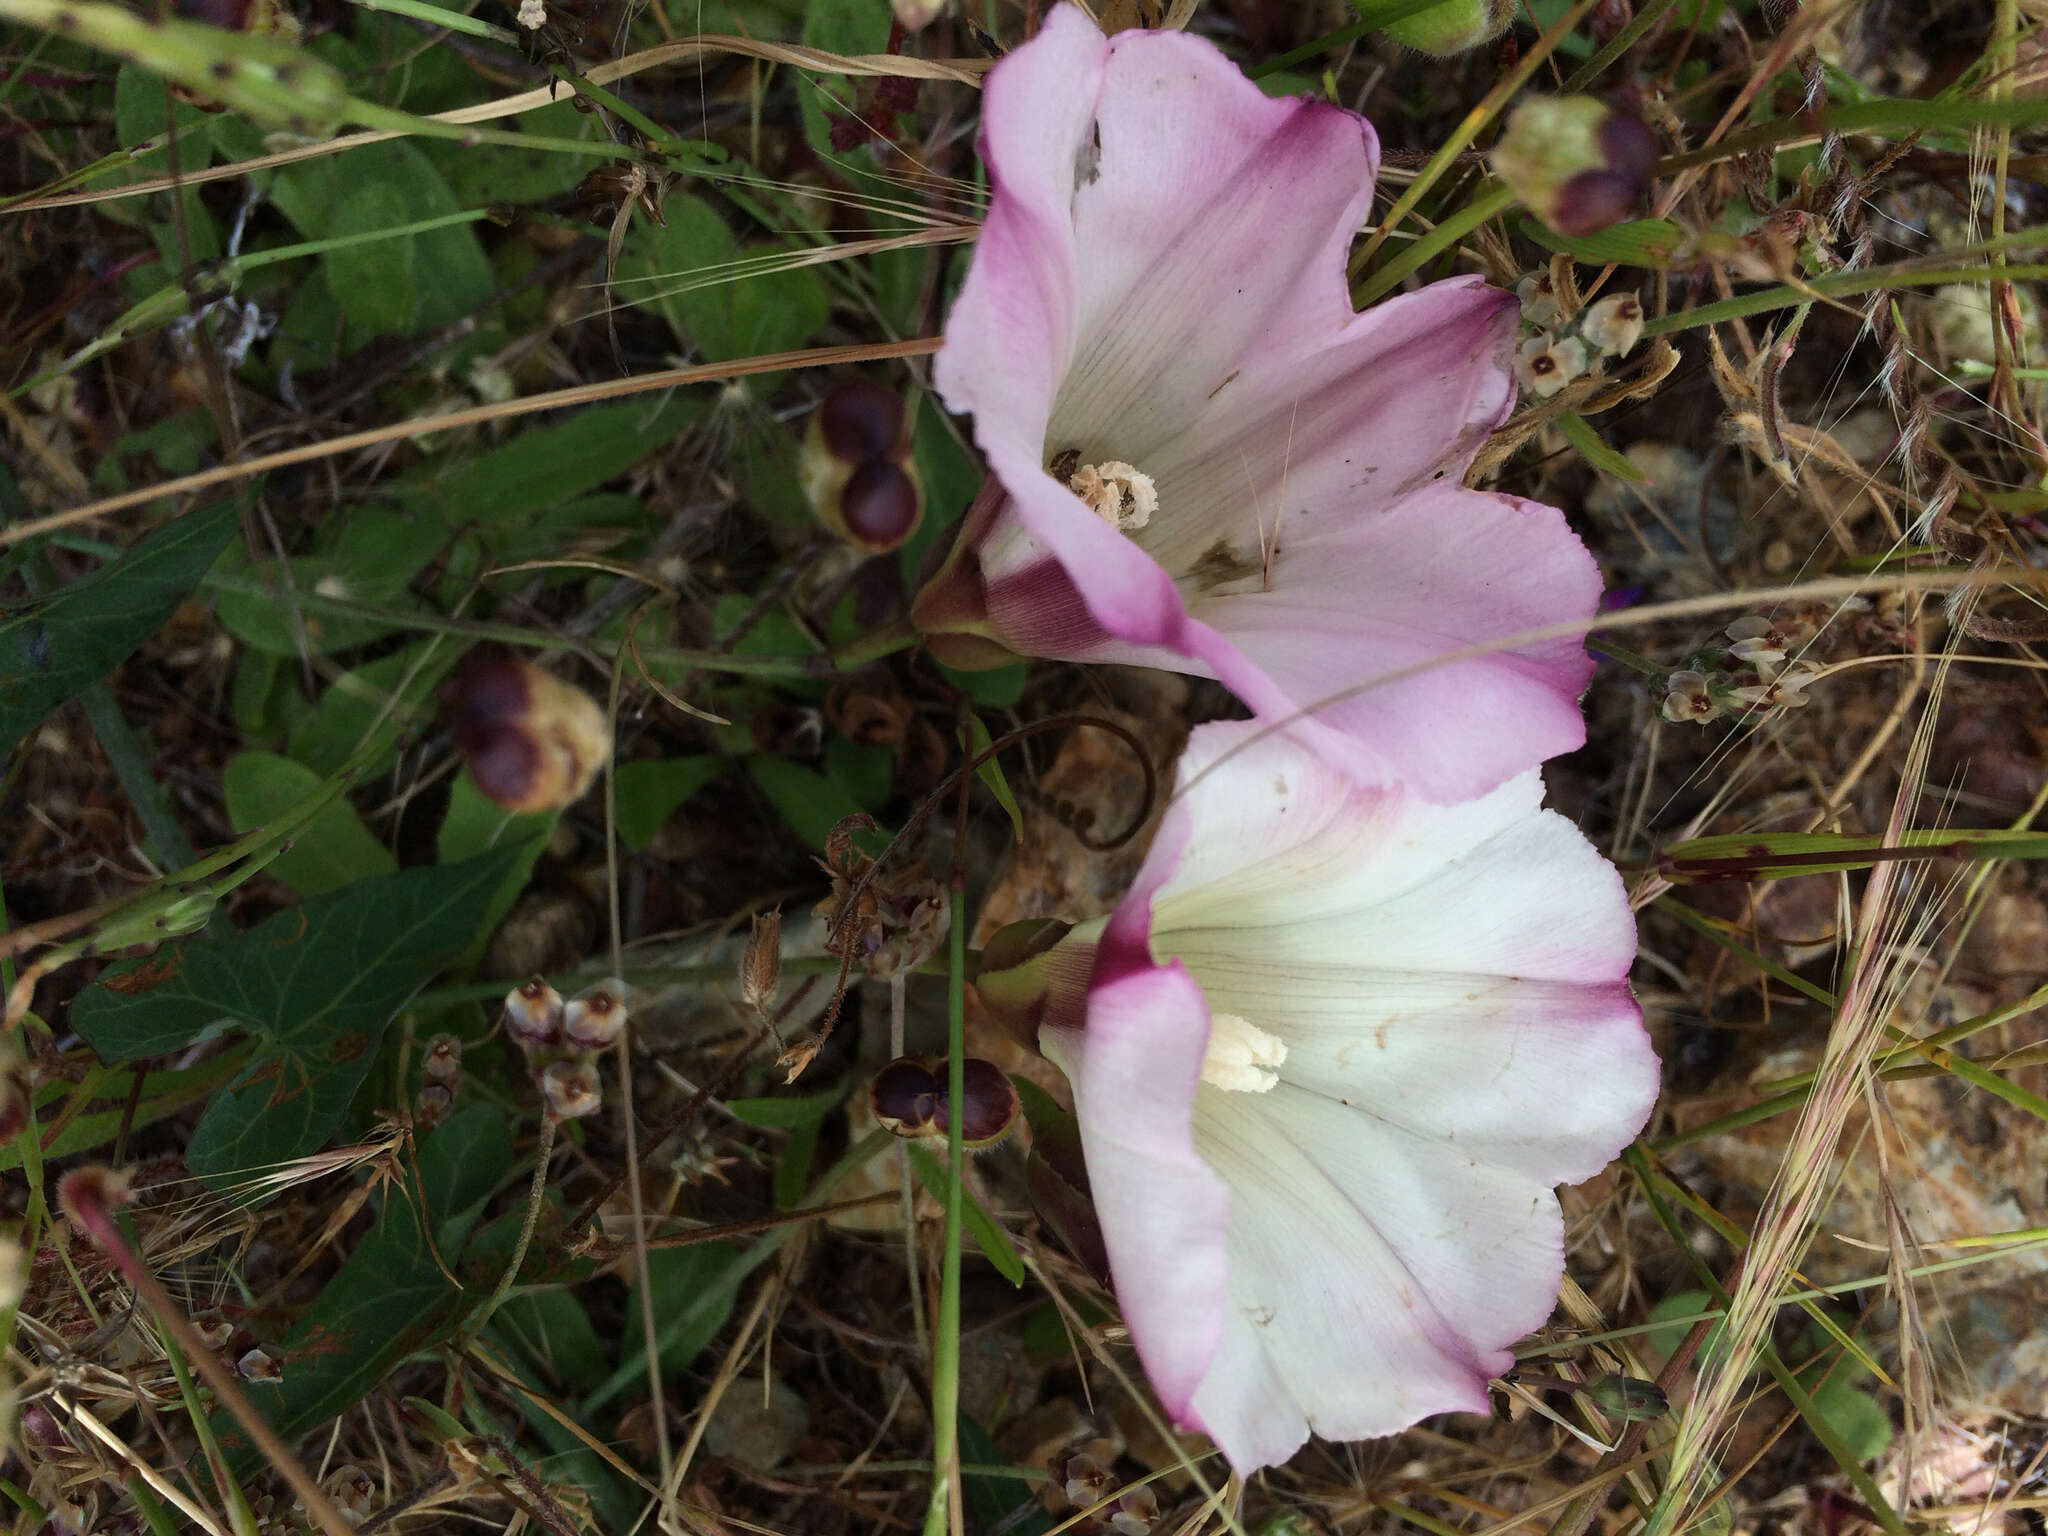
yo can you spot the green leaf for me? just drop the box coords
[905,1143,1024,1287]
[494,1288,610,1395]
[1806,1373,1893,1464]
[0,1053,249,1171]
[1520,215,1683,268]
[217,1103,511,1469]
[618,1243,742,1378]
[824,733,894,812]
[745,756,870,854]
[222,751,396,896]
[726,1087,846,1129]
[405,398,693,533]
[0,501,237,756]
[434,770,554,970]
[964,714,1023,842]
[936,659,1026,710]
[1555,411,1648,482]
[959,1417,1052,1536]
[325,180,416,337]
[269,140,492,344]
[287,641,462,778]
[72,847,523,1185]
[612,756,724,851]
[796,0,891,163]
[617,200,828,363]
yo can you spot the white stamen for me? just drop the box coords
[516,0,546,27]
[1069,460,1158,531]
[1201,1012,1287,1093]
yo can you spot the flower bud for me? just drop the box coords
[740,909,782,1012]
[869,1056,1020,1148]
[1492,96,1658,236]
[562,980,627,1050]
[870,1055,941,1138]
[1381,0,1514,55]
[1581,292,1645,356]
[415,1082,454,1129]
[802,378,925,556]
[1587,1373,1669,1421]
[441,650,611,814]
[421,1033,463,1083]
[540,1059,603,1119]
[502,976,564,1051]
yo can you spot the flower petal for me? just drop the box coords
[1039,813,1231,1425]
[1188,1081,1555,1468]
[1180,482,1602,801]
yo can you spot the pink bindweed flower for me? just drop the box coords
[913,6,1603,802]
[979,722,1658,1472]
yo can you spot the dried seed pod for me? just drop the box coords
[561,980,627,1051]
[1492,96,1658,236]
[740,910,783,1012]
[441,650,611,814]
[540,1059,602,1119]
[502,976,564,1051]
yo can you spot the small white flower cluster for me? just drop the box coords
[501,975,627,1119]
[1513,273,1645,399]
[1660,615,1820,724]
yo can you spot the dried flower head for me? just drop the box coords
[816,816,949,980]
[740,910,783,1012]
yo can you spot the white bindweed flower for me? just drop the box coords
[980,722,1658,1473]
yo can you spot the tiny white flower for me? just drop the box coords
[1660,669,1720,723]
[1581,292,1645,356]
[1515,332,1589,398]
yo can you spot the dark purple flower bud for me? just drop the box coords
[870,1056,1019,1148]
[440,650,610,814]
[1492,96,1658,237]
[840,460,924,552]
[801,377,925,555]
